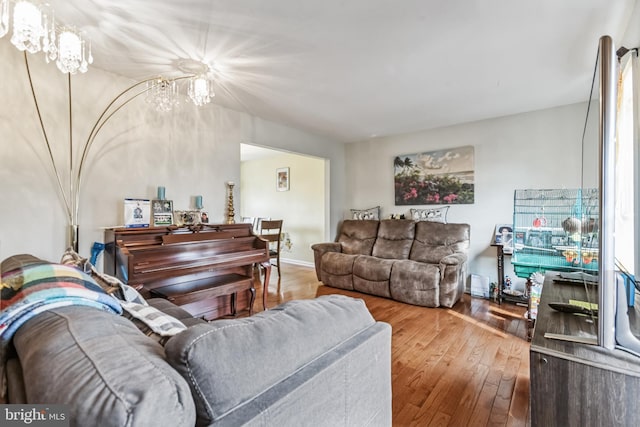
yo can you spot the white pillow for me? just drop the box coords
[350,206,380,220]
[410,206,449,223]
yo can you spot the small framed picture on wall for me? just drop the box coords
[277,167,290,191]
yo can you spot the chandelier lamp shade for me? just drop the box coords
[145,77,179,112]
[0,0,92,74]
[10,0,41,53]
[188,74,214,107]
[56,29,90,74]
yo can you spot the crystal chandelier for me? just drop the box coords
[145,78,179,112]
[188,75,214,107]
[0,0,92,73]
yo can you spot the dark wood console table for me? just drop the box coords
[530,272,640,426]
[491,243,528,305]
[104,223,271,320]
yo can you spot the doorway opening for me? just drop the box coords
[240,143,328,268]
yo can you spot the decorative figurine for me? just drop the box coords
[226,181,235,224]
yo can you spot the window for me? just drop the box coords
[616,52,638,275]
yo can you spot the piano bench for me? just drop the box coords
[149,273,256,320]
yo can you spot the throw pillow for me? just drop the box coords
[410,206,449,223]
[120,301,187,345]
[350,206,380,220]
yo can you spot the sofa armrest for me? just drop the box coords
[11,306,196,426]
[440,252,468,266]
[311,242,343,280]
[215,321,392,427]
[439,253,468,308]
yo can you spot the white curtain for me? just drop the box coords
[616,50,639,275]
[633,51,640,280]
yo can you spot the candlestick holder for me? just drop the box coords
[226,181,236,224]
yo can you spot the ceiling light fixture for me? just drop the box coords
[0,0,92,73]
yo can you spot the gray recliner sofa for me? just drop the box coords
[311,219,470,308]
[1,255,392,427]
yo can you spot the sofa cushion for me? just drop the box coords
[337,220,379,255]
[353,255,394,298]
[372,219,416,259]
[147,297,207,328]
[12,306,195,427]
[410,221,470,263]
[411,245,455,264]
[390,260,441,307]
[164,295,376,426]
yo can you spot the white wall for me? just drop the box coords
[345,103,597,290]
[0,42,345,266]
[240,152,324,265]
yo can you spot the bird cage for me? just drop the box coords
[511,188,599,278]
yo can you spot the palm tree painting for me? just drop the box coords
[394,146,474,205]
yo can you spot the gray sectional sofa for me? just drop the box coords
[1,255,392,427]
[311,219,470,308]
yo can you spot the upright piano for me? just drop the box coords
[104,223,271,320]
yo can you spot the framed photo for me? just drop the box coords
[494,224,513,254]
[173,210,201,226]
[152,199,173,226]
[277,167,290,191]
[494,224,513,245]
[124,198,151,228]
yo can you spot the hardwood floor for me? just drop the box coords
[252,263,531,427]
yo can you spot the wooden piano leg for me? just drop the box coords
[261,261,272,311]
[248,287,256,316]
[230,293,237,316]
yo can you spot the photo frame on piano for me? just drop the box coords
[124,198,151,228]
[152,199,174,226]
[174,210,201,226]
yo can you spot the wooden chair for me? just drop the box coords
[260,220,283,277]
[255,217,270,234]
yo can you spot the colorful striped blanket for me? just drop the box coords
[1,262,122,343]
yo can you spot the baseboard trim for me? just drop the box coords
[280,258,314,268]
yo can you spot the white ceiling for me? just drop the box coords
[49,0,640,143]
